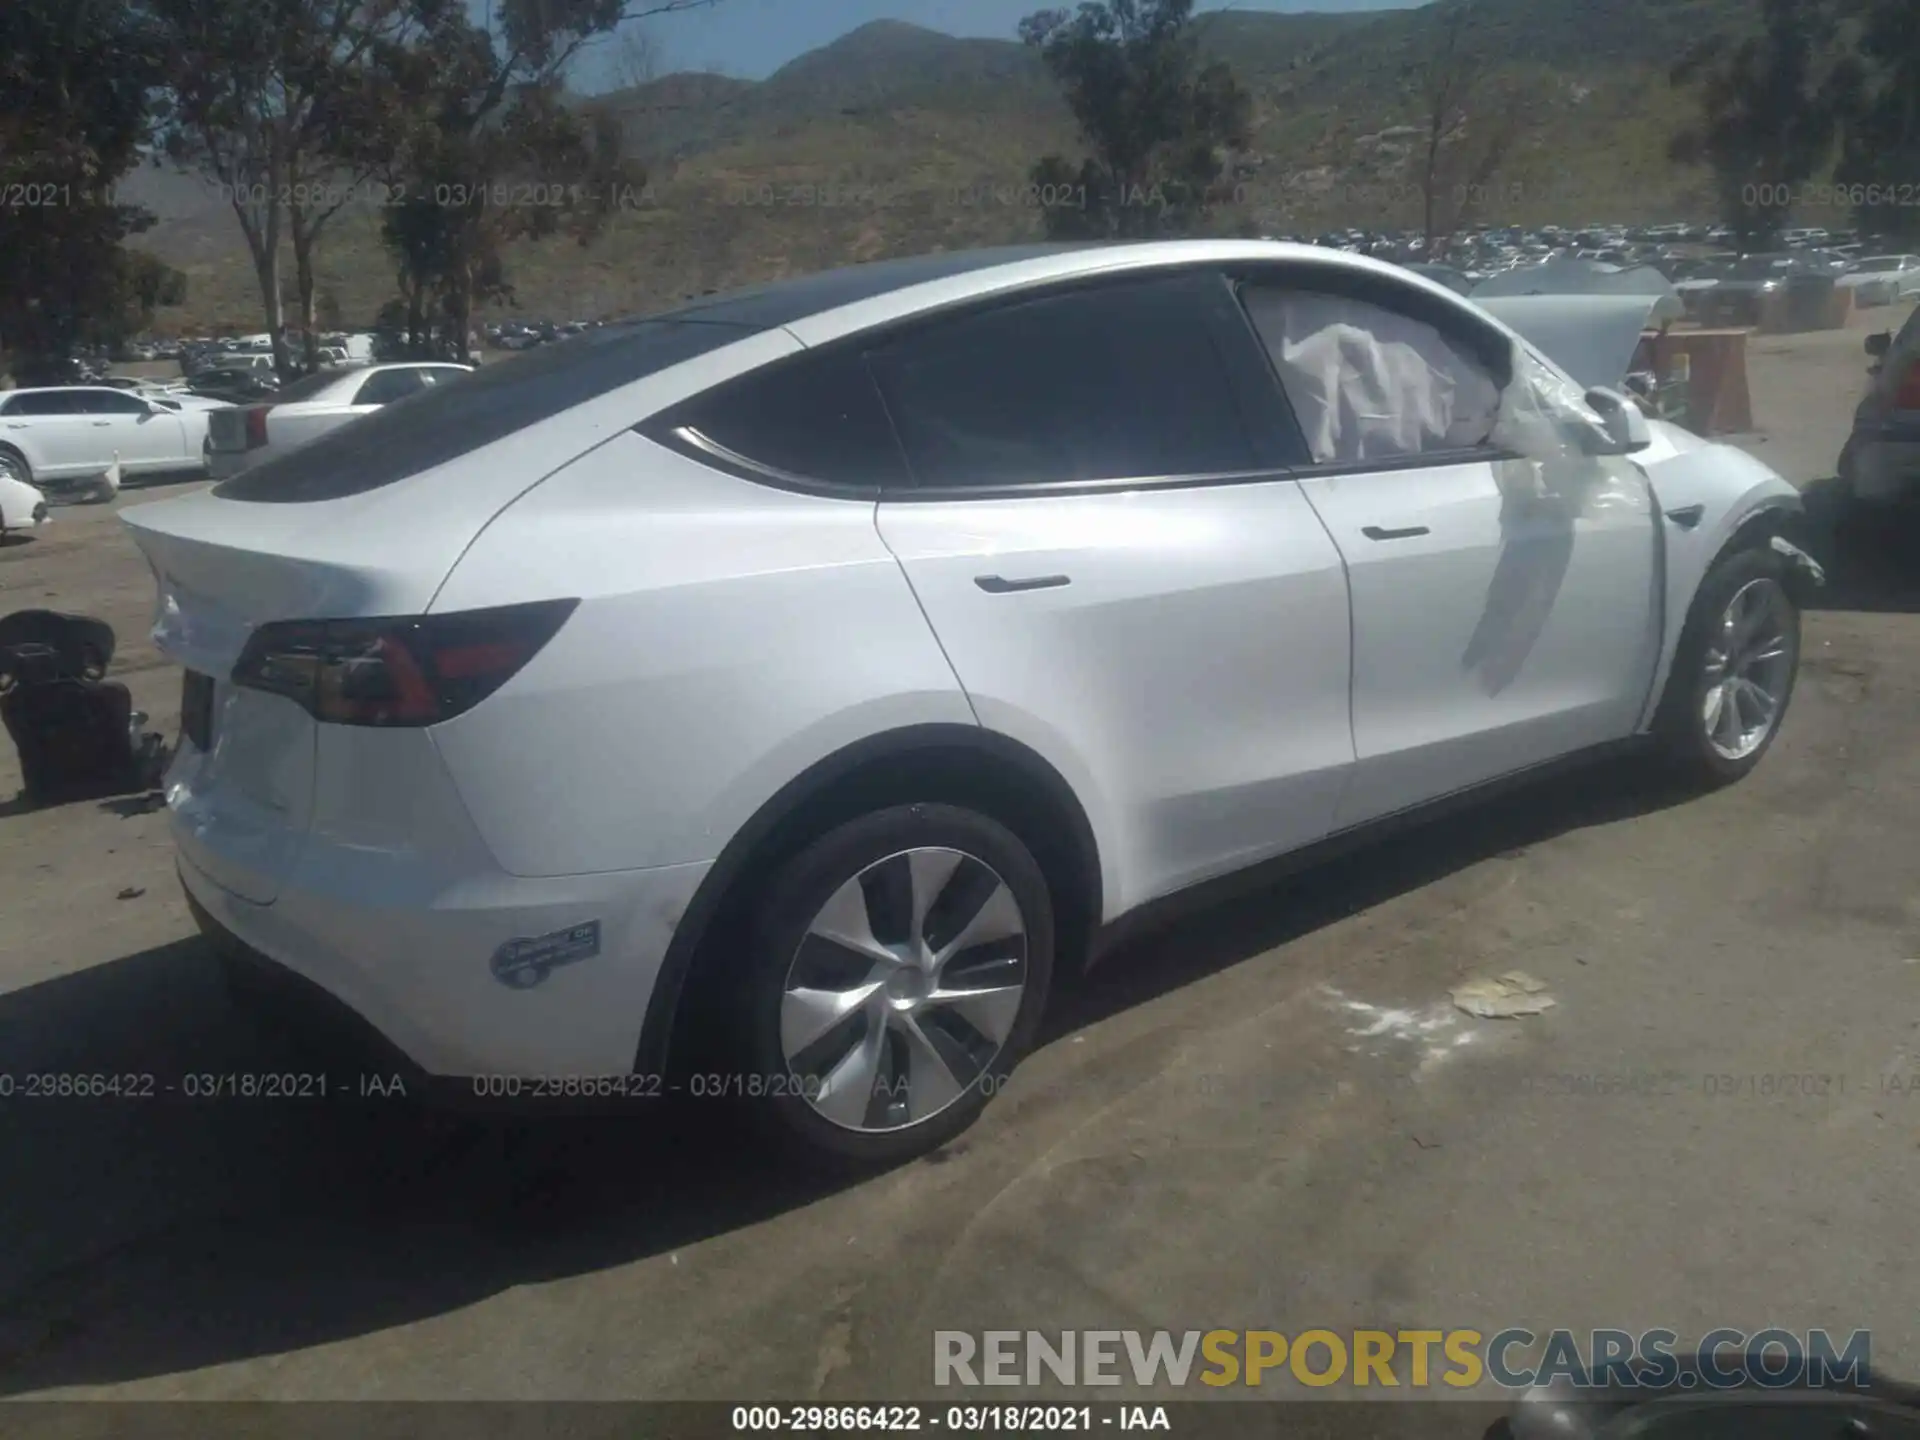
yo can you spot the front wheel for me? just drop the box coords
[738,803,1055,1167]
[1652,546,1802,788]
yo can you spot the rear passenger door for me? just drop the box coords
[71,387,180,471]
[867,271,1356,914]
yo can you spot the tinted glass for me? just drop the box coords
[3,391,77,416]
[353,369,426,406]
[74,390,151,414]
[273,369,357,403]
[663,347,907,488]
[216,318,760,503]
[868,274,1255,489]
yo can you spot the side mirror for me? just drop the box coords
[1582,387,1653,455]
[1866,332,1891,359]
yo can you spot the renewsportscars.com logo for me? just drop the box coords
[932,1329,1873,1391]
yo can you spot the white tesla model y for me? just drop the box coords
[123,241,1822,1164]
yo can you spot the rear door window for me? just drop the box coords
[71,389,151,415]
[352,369,427,407]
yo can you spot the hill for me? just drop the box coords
[118,2,1778,332]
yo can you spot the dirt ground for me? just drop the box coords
[2,305,1919,1409]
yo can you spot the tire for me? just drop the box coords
[735,802,1055,1167]
[1652,545,1802,789]
[0,446,29,487]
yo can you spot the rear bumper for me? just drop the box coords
[177,829,712,1079]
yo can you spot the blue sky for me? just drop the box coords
[602,0,1416,83]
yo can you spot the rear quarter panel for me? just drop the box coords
[427,433,977,877]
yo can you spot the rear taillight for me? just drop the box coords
[1895,360,1920,412]
[230,599,578,726]
[244,405,271,448]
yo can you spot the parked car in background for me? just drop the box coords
[127,241,1820,1165]
[1836,255,1920,308]
[204,361,473,478]
[187,367,281,406]
[1838,305,1920,510]
[1694,254,1835,327]
[0,464,50,538]
[0,385,224,486]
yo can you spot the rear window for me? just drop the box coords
[213,319,761,503]
[272,369,356,403]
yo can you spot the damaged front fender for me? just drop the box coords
[1634,425,1813,731]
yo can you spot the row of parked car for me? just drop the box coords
[0,360,476,537]
[1294,220,1920,316]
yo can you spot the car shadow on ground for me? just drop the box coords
[0,755,1690,1395]
[1799,477,1920,615]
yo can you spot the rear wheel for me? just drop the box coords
[737,803,1054,1167]
[1652,546,1802,788]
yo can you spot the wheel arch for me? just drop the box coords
[632,723,1105,1078]
[1638,489,1812,733]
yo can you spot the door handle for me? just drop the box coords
[975,574,1071,594]
[91,421,113,427]
[1664,504,1705,529]
[1361,525,1430,541]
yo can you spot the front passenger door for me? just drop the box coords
[1234,277,1662,829]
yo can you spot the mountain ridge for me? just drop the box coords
[117,0,1771,329]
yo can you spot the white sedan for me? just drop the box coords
[0,468,49,539]
[123,240,1821,1166]
[0,385,226,487]
[204,362,473,478]
[1836,255,1920,307]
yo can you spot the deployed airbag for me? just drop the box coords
[1243,290,1503,464]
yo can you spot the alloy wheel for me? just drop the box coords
[1701,577,1794,762]
[780,846,1029,1134]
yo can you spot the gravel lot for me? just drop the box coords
[2,308,1918,1408]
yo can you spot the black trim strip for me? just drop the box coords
[975,574,1071,594]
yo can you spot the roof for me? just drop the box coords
[654,245,1091,330]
